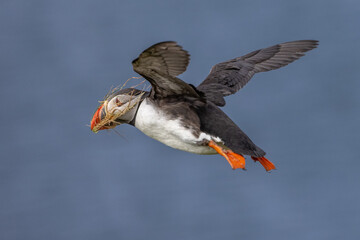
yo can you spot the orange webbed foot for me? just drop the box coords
[225,151,246,170]
[251,156,276,171]
[208,141,246,170]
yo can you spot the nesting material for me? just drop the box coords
[91,77,148,133]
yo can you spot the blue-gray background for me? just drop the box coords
[1,0,359,239]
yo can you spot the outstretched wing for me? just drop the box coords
[132,41,199,98]
[197,40,319,106]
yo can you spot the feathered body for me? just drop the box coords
[91,40,318,170]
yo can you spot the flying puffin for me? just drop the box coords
[90,40,318,171]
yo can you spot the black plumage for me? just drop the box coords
[197,40,319,106]
[92,40,318,169]
[130,40,317,157]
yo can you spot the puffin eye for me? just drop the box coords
[115,98,122,105]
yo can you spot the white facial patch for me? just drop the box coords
[98,93,144,126]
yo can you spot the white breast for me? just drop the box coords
[134,99,220,155]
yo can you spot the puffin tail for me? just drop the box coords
[251,156,276,171]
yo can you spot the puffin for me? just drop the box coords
[90,40,318,171]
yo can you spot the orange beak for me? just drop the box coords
[90,104,107,132]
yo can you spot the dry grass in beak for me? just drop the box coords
[91,77,149,133]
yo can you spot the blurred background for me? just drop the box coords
[1,0,359,239]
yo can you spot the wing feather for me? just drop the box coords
[198,40,318,106]
[134,41,190,77]
[132,41,199,98]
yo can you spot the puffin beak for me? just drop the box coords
[91,103,118,132]
[91,104,112,132]
[91,104,103,132]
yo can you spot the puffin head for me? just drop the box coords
[90,88,146,133]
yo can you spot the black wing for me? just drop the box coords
[197,40,319,106]
[132,41,199,99]
[197,101,266,157]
